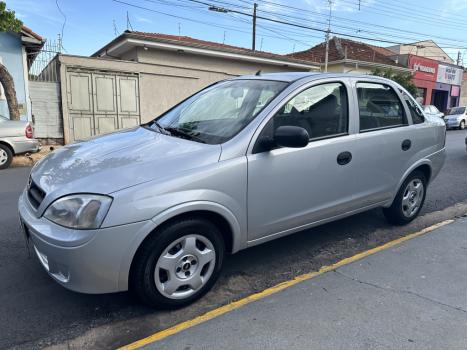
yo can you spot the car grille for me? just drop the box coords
[27,179,46,209]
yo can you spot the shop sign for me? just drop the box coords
[409,56,438,82]
[437,65,463,86]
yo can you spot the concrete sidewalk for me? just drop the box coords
[142,217,467,350]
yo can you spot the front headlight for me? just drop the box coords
[44,194,112,229]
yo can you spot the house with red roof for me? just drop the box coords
[287,36,411,75]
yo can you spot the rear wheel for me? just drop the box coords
[459,120,465,130]
[383,171,427,225]
[130,217,225,308]
[0,144,13,170]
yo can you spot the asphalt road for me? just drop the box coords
[0,130,466,350]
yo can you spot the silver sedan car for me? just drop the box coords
[18,73,446,307]
[0,116,40,169]
[444,106,466,130]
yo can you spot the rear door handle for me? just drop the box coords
[337,151,352,165]
[402,139,412,151]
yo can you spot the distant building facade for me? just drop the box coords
[388,53,463,111]
[387,40,455,65]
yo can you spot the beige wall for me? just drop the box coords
[327,63,378,75]
[135,47,305,77]
[58,53,313,142]
[387,41,454,64]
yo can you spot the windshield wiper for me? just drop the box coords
[164,127,206,144]
[152,120,172,135]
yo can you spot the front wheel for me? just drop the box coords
[130,217,225,308]
[383,171,427,225]
[459,120,465,130]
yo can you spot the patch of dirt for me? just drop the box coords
[12,145,61,168]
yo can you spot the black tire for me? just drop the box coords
[0,144,13,170]
[383,170,427,226]
[459,120,465,130]
[130,217,225,308]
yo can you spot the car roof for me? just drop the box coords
[231,72,399,84]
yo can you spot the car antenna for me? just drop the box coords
[255,70,261,76]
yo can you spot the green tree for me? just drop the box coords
[0,1,22,120]
[371,68,417,96]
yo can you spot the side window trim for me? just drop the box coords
[355,80,409,133]
[400,89,425,125]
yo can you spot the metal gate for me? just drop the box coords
[66,69,140,141]
[30,81,63,140]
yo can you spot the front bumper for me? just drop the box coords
[18,190,151,294]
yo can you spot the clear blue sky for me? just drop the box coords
[7,0,467,63]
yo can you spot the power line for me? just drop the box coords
[112,0,317,48]
[252,7,467,47]
[239,0,467,46]
[186,0,467,48]
[337,0,467,32]
[113,0,467,58]
[350,0,467,27]
[55,0,67,51]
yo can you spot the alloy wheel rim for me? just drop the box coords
[0,149,8,165]
[154,234,216,299]
[401,179,424,218]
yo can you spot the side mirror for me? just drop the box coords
[274,126,309,148]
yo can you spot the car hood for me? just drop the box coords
[31,127,221,198]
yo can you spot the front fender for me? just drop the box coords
[150,200,244,253]
[116,200,245,291]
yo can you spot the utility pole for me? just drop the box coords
[252,3,258,51]
[324,0,333,72]
[457,50,461,66]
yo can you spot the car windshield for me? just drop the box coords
[149,79,288,144]
[448,107,465,115]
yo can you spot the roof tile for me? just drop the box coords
[287,37,401,67]
[123,31,319,66]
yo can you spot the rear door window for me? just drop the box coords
[357,82,407,132]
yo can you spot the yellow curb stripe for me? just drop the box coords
[119,219,454,350]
